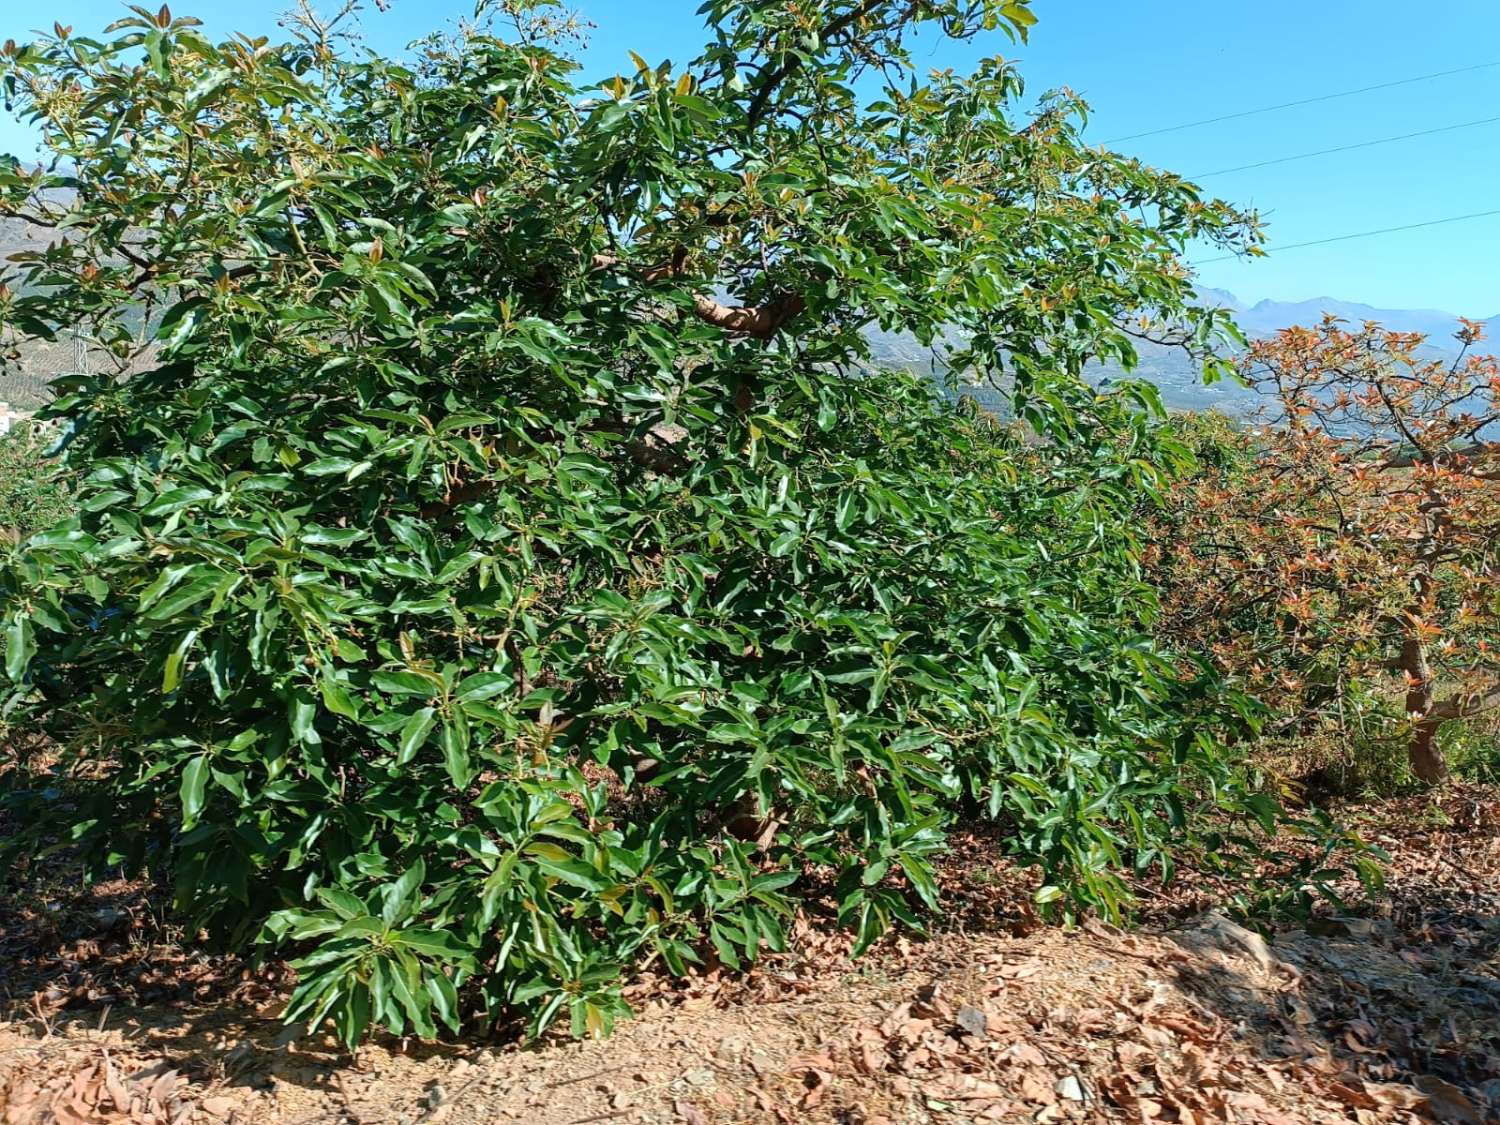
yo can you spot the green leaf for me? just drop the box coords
[315,887,369,921]
[303,457,357,477]
[533,855,611,893]
[835,490,858,532]
[455,671,511,702]
[769,530,799,557]
[141,487,214,518]
[180,754,210,826]
[185,66,234,110]
[290,691,321,746]
[141,573,227,621]
[440,721,471,788]
[395,926,470,960]
[320,669,360,719]
[154,296,208,347]
[5,614,35,681]
[425,970,460,1033]
[382,859,427,926]
[372,670,440,698]
[397,706,437,764]
[162,629,198,693]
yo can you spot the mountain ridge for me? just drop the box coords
[865,288,1494,416]
[1194,287,1488,342]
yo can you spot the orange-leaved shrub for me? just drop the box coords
[1150,318,1500,784]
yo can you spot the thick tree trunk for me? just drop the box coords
[1399,627,1449,783]
[1409,720,1449,784]
[1399,564,1451,784]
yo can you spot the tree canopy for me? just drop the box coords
[0,0,1291,1043]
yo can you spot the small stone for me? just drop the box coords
[425,1083,446,1108]
[1055,1075,1086,1102]
[272,1025,301,1047]
[95,906,128,930]
[955,1005,988,1037]
[682,1067,716,1089]
[200,1096,237,1118]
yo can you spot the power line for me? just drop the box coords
[1106,60,1500,144]
[1190,115,1500,178]
[1191,209,1500,265]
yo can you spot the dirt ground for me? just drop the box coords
[2,787,1497,1125]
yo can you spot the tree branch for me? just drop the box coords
[691,291,805,339]
[743,0,890,129]
[1428,681,1500,723]
[590,253,804,339]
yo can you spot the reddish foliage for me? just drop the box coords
[1152,317,1500,781]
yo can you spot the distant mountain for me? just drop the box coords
[1196,290,1477,344]
[1154,290,1486,412]
[866,289,1490,417]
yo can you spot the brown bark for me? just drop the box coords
[589,253,804,339]
[691,291,805,340]
[1399,610,1450,783]
[1408,720,1448,784]
[722,793,782,850]
[1409,681,1500,783]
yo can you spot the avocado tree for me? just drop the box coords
[1,0,1269,1042]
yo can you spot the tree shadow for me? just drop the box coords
[1162,856,1500,1120]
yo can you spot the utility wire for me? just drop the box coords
[1192,209,1500,265]
[1190,115,1500,178]
[1106,60,1500,144]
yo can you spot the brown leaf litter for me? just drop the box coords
[1,785,1497,1123]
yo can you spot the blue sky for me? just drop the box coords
[4,1,1498,315]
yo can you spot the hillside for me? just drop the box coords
[866,289,1490,416]
[0,213,75,409]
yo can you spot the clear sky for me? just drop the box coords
[3,1,1498,315]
